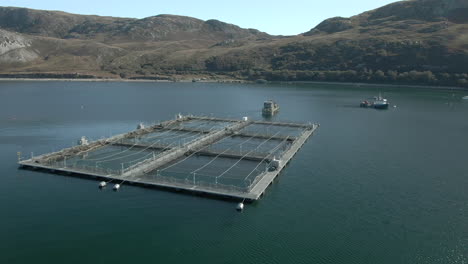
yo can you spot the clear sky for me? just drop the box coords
[1,0,398,35]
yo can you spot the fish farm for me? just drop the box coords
[18,115,319,201]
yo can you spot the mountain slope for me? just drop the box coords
[247,0,468,86]
[0,0,466,87]
[0,7,269,42]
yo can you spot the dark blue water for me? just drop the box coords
[1,81,467,263]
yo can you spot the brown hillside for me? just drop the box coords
[0,0,466,87]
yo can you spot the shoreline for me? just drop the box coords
[0,77,466,91]
[0,78,246,83]
[285,81,468,91]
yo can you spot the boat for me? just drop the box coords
[360,94,389,109]
[262,100,279,115]
[360,100,373,108]
[373,94,389,109]
[463,96,468,100]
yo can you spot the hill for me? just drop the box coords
[257,0,468,86]
[0,0,467,87]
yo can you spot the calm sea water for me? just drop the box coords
[1,81,467,264]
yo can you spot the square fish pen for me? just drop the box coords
[18,115,319,201]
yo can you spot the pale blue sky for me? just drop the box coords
[1,0,398,35]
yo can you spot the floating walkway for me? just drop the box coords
[18,115,319,201]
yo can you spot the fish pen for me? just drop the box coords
[18,115,319,201]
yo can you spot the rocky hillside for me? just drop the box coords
[0,0,467,87]
[0,7,269,42]
[0,29,39,63]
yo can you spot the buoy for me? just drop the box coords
[393,105,397,108]
[99,181,106,188]
[113,184,120,191]
[236,202,244,211]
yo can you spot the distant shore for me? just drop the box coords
[0,77,466,91]
[285,81,468,91]
[0,78,247,83]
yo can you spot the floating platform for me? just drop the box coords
[18,115,319,201]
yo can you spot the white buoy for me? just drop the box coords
[99,181,106,188]
[113,184,120,191]
[242,116,249,121]
[236,202,244,211]
[393,105,397,108]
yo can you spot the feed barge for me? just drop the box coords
[262,100,280,116]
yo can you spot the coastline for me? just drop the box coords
[0,77,466,91]
[0,78,242,83]
[0,78,250,84]
[286,81,468,91]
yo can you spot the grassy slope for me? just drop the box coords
[0,0,467,87]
